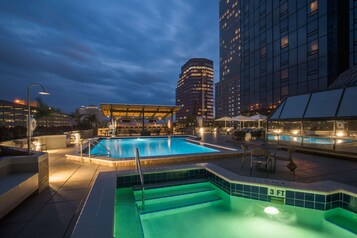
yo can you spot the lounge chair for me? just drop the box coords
[250,148,269,176]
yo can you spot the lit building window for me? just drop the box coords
[281,35,288,48]
[309,40,319,54]
[281,69,289,80]
[309,0,318,14]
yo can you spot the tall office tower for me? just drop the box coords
[176,58,214,127]
[216,0,357,114]
[215,0,241,118]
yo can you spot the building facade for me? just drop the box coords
[176,58,214,127]
[216,0,357,115]
[0,100,37,127]
[0,100,72,128]
[215,0,241,118]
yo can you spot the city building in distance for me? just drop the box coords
[216,0,357,115]
[0,99,73,128]
[176,58,214,128]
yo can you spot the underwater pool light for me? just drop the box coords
[264,206,279,215]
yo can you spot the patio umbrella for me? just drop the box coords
[249,114,267,128]
[215,116,232,127]
[232,115,251,128]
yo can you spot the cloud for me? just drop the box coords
[0,0,219,113]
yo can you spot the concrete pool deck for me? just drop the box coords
[0,134,357,237]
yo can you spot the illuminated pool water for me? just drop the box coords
[90,137,218,158]
[115,182,356,238]
[268,134,355,144]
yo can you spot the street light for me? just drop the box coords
[27,83,49,155]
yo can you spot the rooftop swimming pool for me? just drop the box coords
[90,137,219,159]
[115,181,356,238]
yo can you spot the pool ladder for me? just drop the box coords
[135,148,145,210]
[80,138,111,160]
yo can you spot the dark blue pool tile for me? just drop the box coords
[295,192,304,200]
[315,194,325,203]
[251,186,259,194]
[285,198,294,205]
[286,190,294,199]
[259,194,268,201]
[342,194,351,203]
[305,201,314,209]
[232,190,244,197]
[332,201,340,209]
[341,202,350,211]
[295,200,304,207]
[251,193,259,200]
[234,184,243,191]
[260,187,268,194]
[315,203,325,210]
[304,193,314,202]
[331,193,340,202]
[243,185,251,192]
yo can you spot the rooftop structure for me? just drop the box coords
[267,86,357,155]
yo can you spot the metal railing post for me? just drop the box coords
[135,148,145,210]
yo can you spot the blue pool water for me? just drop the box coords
[268,134,354,145]
[90,137,218,158]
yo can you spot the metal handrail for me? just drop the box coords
[135,148,145,210]
[80,138,110,159]
[92,140,110,155]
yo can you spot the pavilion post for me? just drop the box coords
[142,108,145,132]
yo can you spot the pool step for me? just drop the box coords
[132,178,208,191]
[133,181,213,202]
[138,193,222,220]
[325,208,357,234]
[135,181,222,219]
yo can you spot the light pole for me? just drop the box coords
[27,83,49,155]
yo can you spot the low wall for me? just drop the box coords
[1,135,67,150]
[0,149,49,193]
[0,148,49,218]
[34,135,66,150]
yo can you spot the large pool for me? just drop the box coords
[90,137,218,158]
[115,181,356,238]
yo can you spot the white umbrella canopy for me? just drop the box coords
[231,115,252,121]
[249,114,267,121]
[249,114,267,128]
[232,115,253,128]
[215,116,233,127]
[215,116,233,121]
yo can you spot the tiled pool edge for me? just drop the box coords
[65,151,242,167]
[71,163,357,238]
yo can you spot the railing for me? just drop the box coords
[135,148,145,210]
[80,138,110,160]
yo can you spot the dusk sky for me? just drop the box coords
[0,0,219,113]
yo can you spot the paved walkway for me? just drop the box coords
[0,145,117,238]
[0,135,356,237]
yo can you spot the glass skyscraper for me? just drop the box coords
[216,0,357,115]
[176,58,214,127]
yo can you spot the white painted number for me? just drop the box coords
[268,188,286,198]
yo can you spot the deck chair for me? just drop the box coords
[276,148,297,176]
[250,148,269,176]
[286,148,297,176]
